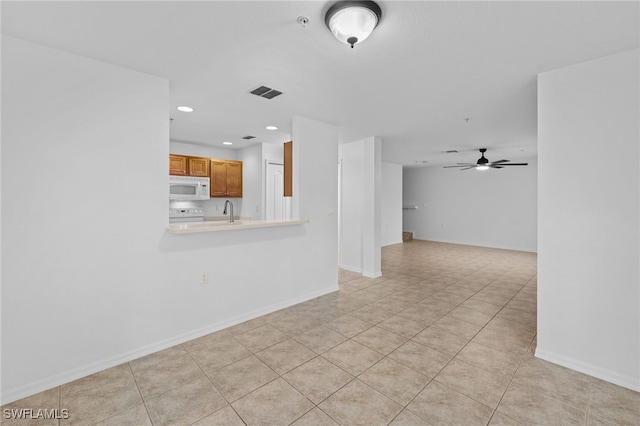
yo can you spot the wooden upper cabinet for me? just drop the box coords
[170,154,242,197]
[169,154,210,177]
[210,160,228,197]
[210,159,243,197]
[169,154,188,176]
[284,141,292,197]
[226,161,243,197]
[188,157,209,177]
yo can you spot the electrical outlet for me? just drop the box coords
[200,272,208,284]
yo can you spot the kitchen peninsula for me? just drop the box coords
[166,218,308,234]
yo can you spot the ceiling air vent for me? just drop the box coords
[261,90,282,99]
[250,85,283,99]
[242,135,256,140]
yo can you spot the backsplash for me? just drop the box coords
[169,199,244,218]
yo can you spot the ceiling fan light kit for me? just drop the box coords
[325,1,382,48]
[443,148,528,171]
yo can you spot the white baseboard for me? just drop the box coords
[339,264,362,274]
[0,285,339,405]
[414,237,538,254]
[535,348,640,392]
[337,264,380,278]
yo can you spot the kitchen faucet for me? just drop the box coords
[223,199,234,223]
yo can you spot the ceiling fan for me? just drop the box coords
[443,148,528,170]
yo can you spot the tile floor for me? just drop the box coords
[3,241,639,425]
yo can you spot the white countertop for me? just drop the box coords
[166,219,309,234]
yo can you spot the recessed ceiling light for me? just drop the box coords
[266,125,278,130]
[223,141,233,145]
[176,106,194,112]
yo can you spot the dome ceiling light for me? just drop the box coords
[325,1,382,49]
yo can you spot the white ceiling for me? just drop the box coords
[2,1,638,166]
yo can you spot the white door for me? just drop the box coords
[266,161,285,220]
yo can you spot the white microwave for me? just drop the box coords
[169,176,210,200]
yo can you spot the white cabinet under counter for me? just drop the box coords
[166,219,309,234]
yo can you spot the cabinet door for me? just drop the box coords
[284,141,292,197]
[210,160,228,197]
[188,157,209,177]
[226,161,243,197]
[169,155,188,175]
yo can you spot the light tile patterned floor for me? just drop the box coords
[3,241,639,425]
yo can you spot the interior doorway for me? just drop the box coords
[266,160,287,220]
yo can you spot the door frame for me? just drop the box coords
[265,159,285,221]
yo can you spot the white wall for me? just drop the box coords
[291,116,339,284]
[403,163,538,252]
[338,137,382,277]
[263,142,284,165]
[1,37,338,404]
[381,163,403,246]
[238,144,262,220]
[339,142,364,272]
[537,49,639,391]
[170,140,238,160]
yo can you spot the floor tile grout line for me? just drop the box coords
[314,403,345,426]
[125,361,154,426]
[489,334,538,426]
[197,336,321,423]
[279,355,355,408]
[388,269,536,425]
[182,342,242,425]
[130,346,210,401]
[11,243,582,425]
[477,278,593,419]
[219,356,317,424]
[57,385,61,426]
[585,379,593,425]
[372,272,501,422]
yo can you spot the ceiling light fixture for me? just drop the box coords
[476,149,489,170]
[176,106,194,112]
[223,141,233,145]
[265,125,278,130]
[325,1,382,48]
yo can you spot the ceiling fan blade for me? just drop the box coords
[489,165,504,169]
[490,159,510,165]
[443,165,470,168]
[460,166,476,170]
[499,163,529,166]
